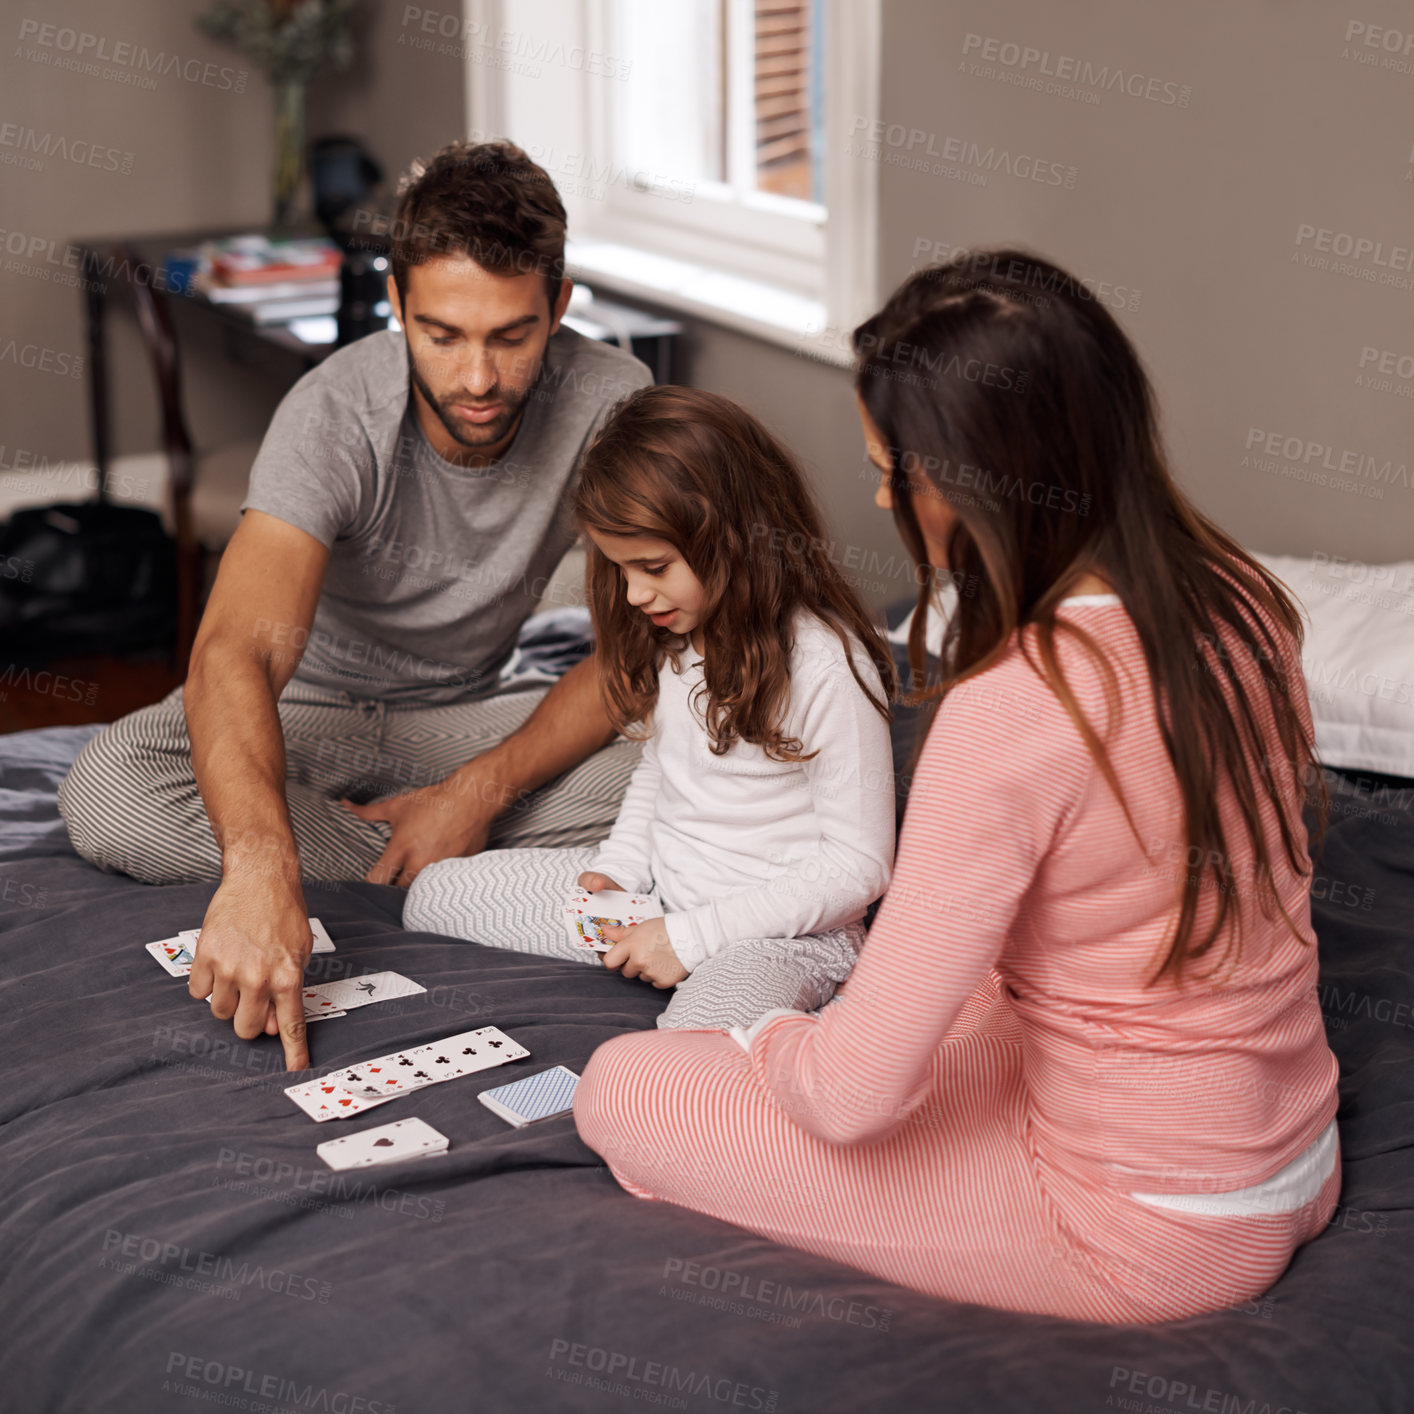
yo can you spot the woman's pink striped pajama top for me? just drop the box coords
[574,597,1341,1322]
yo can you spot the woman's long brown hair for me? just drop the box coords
[854,248,1326,983]
[574,385,895,760]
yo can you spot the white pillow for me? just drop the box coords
[888,558,1414,779]
[1255,553,1414,779]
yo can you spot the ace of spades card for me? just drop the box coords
[316,1118,449,1171]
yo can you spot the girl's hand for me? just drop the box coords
[577,871,624,893]
[600,917,688,989]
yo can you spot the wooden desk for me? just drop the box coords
[73,226,682,495]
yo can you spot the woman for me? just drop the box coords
[573,248,1340,1323]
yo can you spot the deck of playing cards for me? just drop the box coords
[563,890,663,952]
[284,1025,530,1122]
[316,1118,449,1171]
[479,1065,580,1128]
[146,917,335,977]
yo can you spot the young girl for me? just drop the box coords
[572,250,1341,1325]
[404,386,897,1030]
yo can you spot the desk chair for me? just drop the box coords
[121,247,262,675]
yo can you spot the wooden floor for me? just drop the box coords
[0,653,183,734]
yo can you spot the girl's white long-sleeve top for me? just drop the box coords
[588,609,896,973]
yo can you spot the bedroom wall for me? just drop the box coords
[560,0,1414,607]
[0,0,274,473]
[873,0,1414,565]
[0,0,460,479]
[5,2,1408,592]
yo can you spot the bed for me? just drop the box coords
[2,599,1412,1414]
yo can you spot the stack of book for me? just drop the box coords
[183,235,342,326]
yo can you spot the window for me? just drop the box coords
[465,0,879,358]
[606,0,824,203]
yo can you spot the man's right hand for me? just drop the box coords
[187,872,313,1072]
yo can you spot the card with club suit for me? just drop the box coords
[324,1027,530,1099]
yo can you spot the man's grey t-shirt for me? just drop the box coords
[240,326,651,704]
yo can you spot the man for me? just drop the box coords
[58,140,652,1071]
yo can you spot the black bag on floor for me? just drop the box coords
[0,501,176,661]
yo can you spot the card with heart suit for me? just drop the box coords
[562,890,663,952]
[146,937,198,977]
[283,1077,397,1122]
[324,1026,530,1100]
[316,1118,449,1171]
[146,917,335,977]
[300,970,426,1021]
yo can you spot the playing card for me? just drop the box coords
[301,970,426,1020]
[283,1077,397,1122]
[479,1065,580,1128]
[324,1026,530,1099]
[146,937,197,977]
[562,890,663,952]
[148,917,335,977]
[316,1118,449,1171]
[182,917,334,953]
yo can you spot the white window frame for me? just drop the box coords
[462,0,879,364]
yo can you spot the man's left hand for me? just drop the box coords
[341,774,499,887]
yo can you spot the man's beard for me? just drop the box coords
[408,351,530,451]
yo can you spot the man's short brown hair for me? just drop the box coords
[390,139,567,309]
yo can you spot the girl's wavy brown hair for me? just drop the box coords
[855,248,1327,984]
[574,385,896,759]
